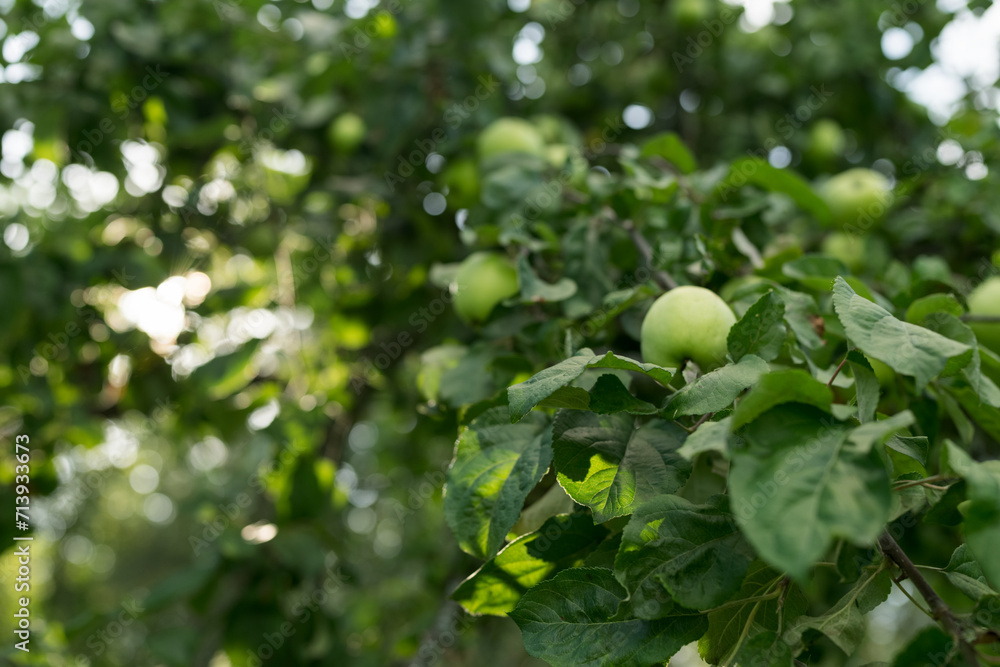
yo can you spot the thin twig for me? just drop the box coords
[621,218,678,290]
[890,575,934,619]
[961,314,1000,323]
[878,532,979,665]
[891,475,958,491]
[827,354,849,388]
[691,412,714,430]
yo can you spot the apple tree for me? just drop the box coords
[431,118,1000,665]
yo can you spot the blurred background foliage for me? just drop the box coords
[0,0,998,665]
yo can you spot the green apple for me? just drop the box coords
[442,158,480,209]
[640,286,737,370]
[328,112,366,153]
[968,276,1000,353]
[807,119,846,163]
[821,232,866,273]
[477,117,546,161]
[453,252,520,323]
[819,168,893,229]
[671,0,711,27]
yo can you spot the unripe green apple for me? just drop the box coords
[671,0,711,27]
[640,286,737,370]
[442,158,480,209]
[453,252,520,323]
[819,168,893,229]
[477,117,546,161]
[821,232,866,273]
[968,276,1000,353]
[328,112,366,153]
[806,119,846,163]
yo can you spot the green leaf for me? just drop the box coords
[782,562,892,655]
[640,131,697,173]
[942,442,1000,589]
[725,157,832,223]
[783,254,849,282]
[891,627,956,667]
[735,631,793,667]
[678,417,734,460]
[509,568,708,667]
[615,495,755,613]
[417,344,467,402]
[553,411,691,523]
[727,291,787,363]
[729,406,892,580]
[587,374,657,415]
[847,351,880,424]
[832,277,972,390]
[452,513,609,616]
[885,435,929,467]
[663,355,769,419]
[517,255,578,304]
[537,385,592,411]
[905,293,964,324]
[944,383,1000,443]
[923,312,1000,407]
[846,411,915,453]
[197,340,260,400]
[773,286,825,350]
[444,407,554,560]
[731,369,832,430]
[701,561,808,665]
[588,351,676,385]
[508,349,674,423]
[943,544,998,602]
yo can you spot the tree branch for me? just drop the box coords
[961,314,1000,323]
[878,532,979,665]
[621,218,677,291]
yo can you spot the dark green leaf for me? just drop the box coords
[663,355,769,419]
[509,568,708,667]
[702,561,808,665]
[847,351,880,424]
[678,417,734,460]
[587,374,657,415]
[728,291,787,363]
[731,369,832,430]
[891,627,956,667]
[553,411,691,523]
[783,563,892,655]
[615,494,755,613]
[942,442,1000,589]
[725,157,832,223]
[885,435,929,467]
[444,407,554,559]
[943,544,998,602]
[508,349,674,423]
[453,514,609,615]
[729,406,892,580]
